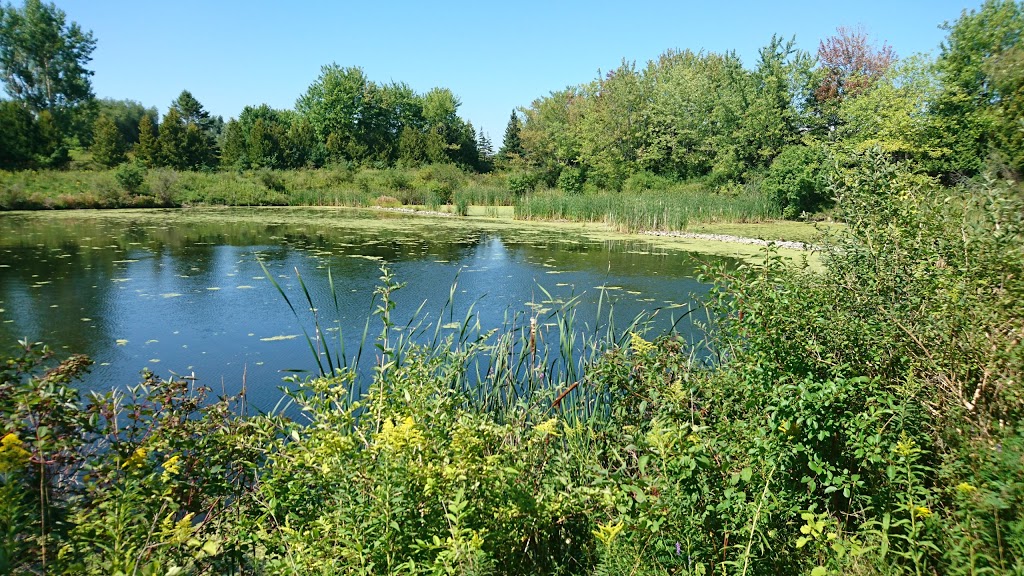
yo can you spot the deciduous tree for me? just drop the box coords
[0,0,95,134]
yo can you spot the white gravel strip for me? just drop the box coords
[372,207,816,250]
[642,230,815,251]
[374,207,454,217]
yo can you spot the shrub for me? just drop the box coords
[114,161,147,194]
[506,171,538,196]
[374,195,401,207]
[257,169,286,192]
[556,166,585,194]
[762,144,829,218]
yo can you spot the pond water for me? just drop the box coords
[0,208,737,410]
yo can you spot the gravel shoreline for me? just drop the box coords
[372,207,815,250]
[642,230,815,251]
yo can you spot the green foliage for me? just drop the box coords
[930,0,1024,179]
[114,160,147,194]
[498,109,523,161]
[556,165,585,194]
[90,113,126,168]
[96,98,158,147]
[2,161,1023,572]
[0,0,96,137]
[134,113,158,167]
[762,144,830,218]
[516,184,779,231]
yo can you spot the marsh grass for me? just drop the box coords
[516,185,780,232]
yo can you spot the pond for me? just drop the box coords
[0,208,740,410]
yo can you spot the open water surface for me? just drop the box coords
[0,208,737,410]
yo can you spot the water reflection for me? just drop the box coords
[0,209,735,410]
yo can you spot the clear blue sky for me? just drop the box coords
[60,0,983,140]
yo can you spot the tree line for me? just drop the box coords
[504,1,1023,208]
[0,0,490,173]
[2,0,1022,202]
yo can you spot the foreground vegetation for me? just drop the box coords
[2,152,1021,575]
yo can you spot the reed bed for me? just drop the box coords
[515,186,780,231]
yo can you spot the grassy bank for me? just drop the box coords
[2,152,1022,575]
[1,165,792,234]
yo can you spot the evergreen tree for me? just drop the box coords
[498,110,523,160]
[220,118,246,169]
[169,90,217,169]
[157,107,186,169]
[477,128,493,159]
[90,113,126,167]
[135,114,158,166]
[0,100,39,169]
[477,127,494,172]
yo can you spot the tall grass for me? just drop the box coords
[260,260,662,423]
[516,185,780,231]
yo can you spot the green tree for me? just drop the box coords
[170,90,217,169]
[498,110,523,161]
[219,118,245,169]
[297,64,370,162]
[929,0,1024,178]
[157,107,186,169]
[0,0,95,135]
[0,99,38,168]
[135,113,158,167]
[836,55,940,162]
[90,113,125,168]
[96,98,158,148]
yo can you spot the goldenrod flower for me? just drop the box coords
[377,416,425,452]
[533,418,560,439]
[955,482,977,495]
[912,505,932,519]
[161,454,181,481]
[630,332,654,355]
[592,520,624,546]
[0,432,31,473]
[122,446,148,469]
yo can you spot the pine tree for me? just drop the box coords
[220,118,246,169]
[170,90,217,169]
[135,114,158,166]
[157,107,186,169]
[498,110,523,160]
[477,127,493,158]
[91,113,126,167]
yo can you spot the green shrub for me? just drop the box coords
[114,161,147,194]
[506,171,538,196]
[257,169,286,192]
[762,144,829,218]
[556,166,585,194]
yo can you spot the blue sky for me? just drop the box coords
[60,0,982,140]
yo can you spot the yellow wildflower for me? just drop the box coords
[0,433,31,473]
[894,436,918,457]
[955,482,977,495]
[630,332,654,355]
[912,505,932,519]
[592,520,625,546]
[122,446,148,469]
[161,454,181,482]
[377,416,425,452]
[533,418,560,439]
